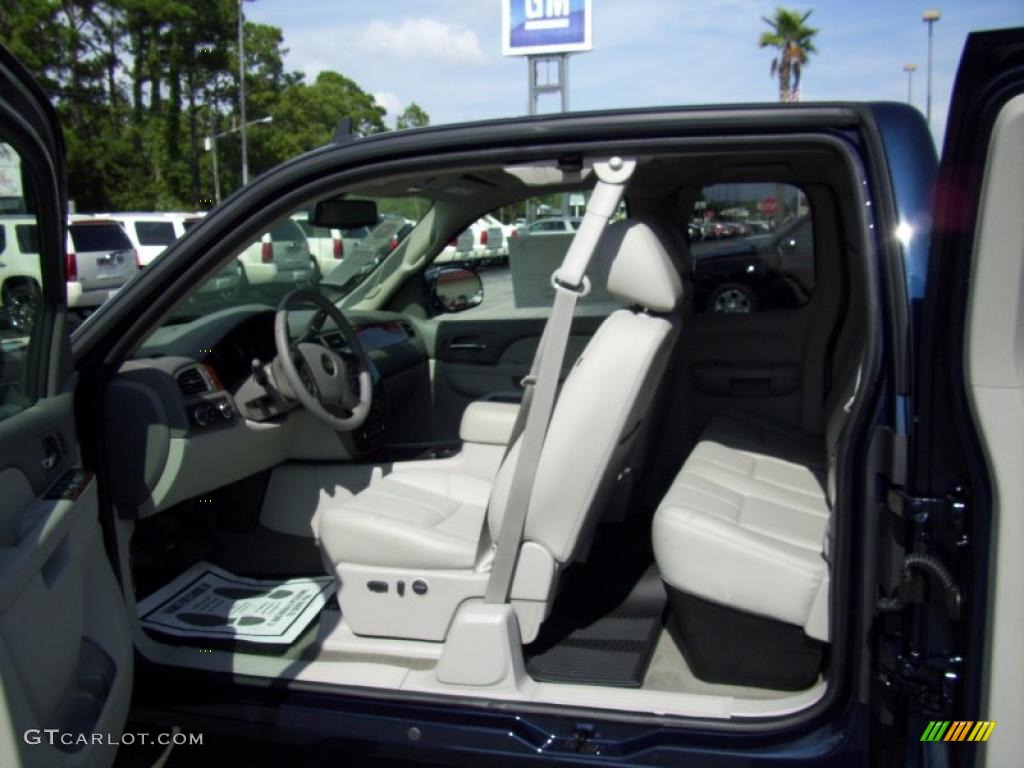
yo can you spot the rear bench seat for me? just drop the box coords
[653,357,861,691]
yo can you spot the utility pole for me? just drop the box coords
[922,10,941,127]
[238,0,249,185]
[903,63,917,105]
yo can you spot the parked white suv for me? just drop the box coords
[0,215,44,330]
[66,216,139,308]
[96,212,185,266]
[437,216,506,266]
[291,212,341,279]
[237,218,315,287]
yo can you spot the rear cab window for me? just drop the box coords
[690,182,814,314]
[69,221,133,253]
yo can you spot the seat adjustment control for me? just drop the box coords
[366,581,388,593]
[412,580,428,596]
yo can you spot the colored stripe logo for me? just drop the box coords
[921,721,997,742]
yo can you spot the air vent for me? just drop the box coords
[176,366,211,397]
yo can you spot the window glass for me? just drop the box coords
[269,219,307,243]
[432,194,623,319]
[68,222,132,253]
[689,183,814,314]
[0,142,47,417]
[134,220,176,246]
[295,219,333,239]
[152,196,431,328]
[15,223,38,253]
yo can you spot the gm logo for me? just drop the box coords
[503,0,592,56]
[921,721,997,742]
[524,0,570,31]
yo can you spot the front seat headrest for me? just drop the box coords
[588,220,683,313]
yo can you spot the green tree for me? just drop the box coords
[250,70,385,181]
[1,1,387,210]
[758,8,818,102]
[396,102,430,130]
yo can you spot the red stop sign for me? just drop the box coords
[759,196,778,216]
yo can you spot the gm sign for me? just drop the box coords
[502,0,593,56]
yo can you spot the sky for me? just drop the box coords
[248,0,1024,148]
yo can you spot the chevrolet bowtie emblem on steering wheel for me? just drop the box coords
[321,353,336,376]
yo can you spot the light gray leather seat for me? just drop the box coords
[652,336,863,690]
[319,220,684,641]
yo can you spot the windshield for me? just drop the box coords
[159,196,430,326]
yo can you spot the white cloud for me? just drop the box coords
[374,91,404,125]
[355,18,487,67]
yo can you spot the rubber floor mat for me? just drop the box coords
[525,566,666,687]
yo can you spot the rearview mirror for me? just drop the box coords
[430,266,484,314]
[311,199,379,229]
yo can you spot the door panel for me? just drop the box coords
[683,307,822,433]
[0,396,132,767]
[0,43,132,766]
[428,315,604,440]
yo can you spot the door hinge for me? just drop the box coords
[886,486,970,550]
[878,651,964,715]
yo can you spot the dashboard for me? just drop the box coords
[108,306,429,518]
[199,312,419,392]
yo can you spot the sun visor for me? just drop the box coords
[502,161,594,187]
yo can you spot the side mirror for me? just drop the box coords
[430,266,483,313]
[311,199,379,229]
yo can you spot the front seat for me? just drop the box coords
[318,220,684,643]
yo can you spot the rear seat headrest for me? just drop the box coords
[589,220,683,313]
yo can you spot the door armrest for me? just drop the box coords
[459,401,520,446]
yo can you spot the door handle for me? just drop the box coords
[448,342,486,351]
[41,453,58,471]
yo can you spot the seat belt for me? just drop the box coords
[484,157,636,604]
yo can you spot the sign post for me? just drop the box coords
[502,0,593,116]
[503,1,592,218]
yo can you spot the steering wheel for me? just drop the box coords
[273,289,373,431]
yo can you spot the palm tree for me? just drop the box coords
[759,8,818,102]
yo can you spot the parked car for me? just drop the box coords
[0,215,46,331]
[66,215,139,308]
[691,214,813,313]
[0,28,1021,768]
[514,215,581,236]
[438,216,506,266]
[171,214,246,302]
[321,214,413,291]
[95,212,184,266]
[236,217,315,289]
[291,211,343,279]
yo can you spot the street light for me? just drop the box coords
[903,63,918,105]
[922,9,941,127]
[204,116,272,205]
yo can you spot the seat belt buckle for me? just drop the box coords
[550,273,591,297]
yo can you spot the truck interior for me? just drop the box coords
[102,137,876,722]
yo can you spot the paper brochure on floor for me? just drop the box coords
[138,562,335,645]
